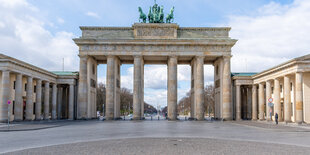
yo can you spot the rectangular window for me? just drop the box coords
[34,86,36,93]
[14,81,16,90]
[25,84,27,91]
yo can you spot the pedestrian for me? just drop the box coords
[275,113,278,125]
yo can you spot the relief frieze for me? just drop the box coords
[80,44,231,52]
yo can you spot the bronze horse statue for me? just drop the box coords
[138,7,147,23]
[166,6,174,23]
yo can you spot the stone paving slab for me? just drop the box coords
[0,120,80,132]
[5,138,310,155]
[230,120,310,132]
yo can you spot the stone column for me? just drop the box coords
[35,79,42,120]
[295,72,303,124]
[52,83,57,120]
[252,85,258,120]
[167,56,178,120]
[236,85,241,120]
[222,56,232,120]
[284,76,291,122]
[265,80,272,121]
[106,56,115,120]
[0,71,11,122]
[140,60,144,119]
[133,56,142,120]
[195,56,205,121]
[44,82,50,120]
[25,76,33,121]
[77,55,88,119]
[190,59,196,119]
[57,86,63,119]
[274,78,281,121]
[247,87,252,119]
[68,84,74,120]
[14,73,23,121]
[258,83,264,120]
[241,87,248,119]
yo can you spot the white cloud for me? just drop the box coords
[86,11,100,19]
[229,0,310,73]
[57,17,65,24]
[0,0,78,71]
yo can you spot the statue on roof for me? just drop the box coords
[138,0,174,23]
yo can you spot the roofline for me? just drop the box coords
[252,54,310,79]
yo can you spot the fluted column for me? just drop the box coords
[57,86,63,119]
[284,76,291,122]
[44,82,50,120]
[236,85,241,120]
[0,71,11,122]
[167,56,178,120]
[14,73,23,121]
[35,79,42,120]
[252,85,258,120]
[106,56,115,120]
[274,78,281,121]
[222,56,232,120]
[295,72,303,124]
[195,56,204,120]
[77,56,88,119]
[25,76,33,120]
[258,83,264,120]
[52,83,57,120]
[68,84,74,120]
[265,80,272,121]
[133,56,142,120]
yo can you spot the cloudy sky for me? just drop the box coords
[0,0,309,108]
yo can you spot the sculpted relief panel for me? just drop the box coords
[80,44,232,53]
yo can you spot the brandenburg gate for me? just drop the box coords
[74,22,237,121]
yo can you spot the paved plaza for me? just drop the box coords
[1,120,310,154]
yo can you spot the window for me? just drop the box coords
[25,84,27,91]
[216,66,219,76]
[34,86,36,93]
[13,81,16,89]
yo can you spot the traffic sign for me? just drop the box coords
[7,100,11,105]
[268,102,274,107]
[268,97,273,103]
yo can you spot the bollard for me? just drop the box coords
[124,115,125,120]
[185,116,187,121]
[151,116,152,120]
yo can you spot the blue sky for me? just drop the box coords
[1,0,309,108]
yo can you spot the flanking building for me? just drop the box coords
[232,54,310,124]
[0,54,78,122]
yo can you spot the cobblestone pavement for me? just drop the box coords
[1,120,310,154]
[6,138,310,155]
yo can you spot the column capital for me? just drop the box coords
[223,55,232,59]
[107,55,116,59]
[1,69,10,73]
[78,54,89,58]
[169,55,178,59]
[195,56,204,60]
[133,55,143,59]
